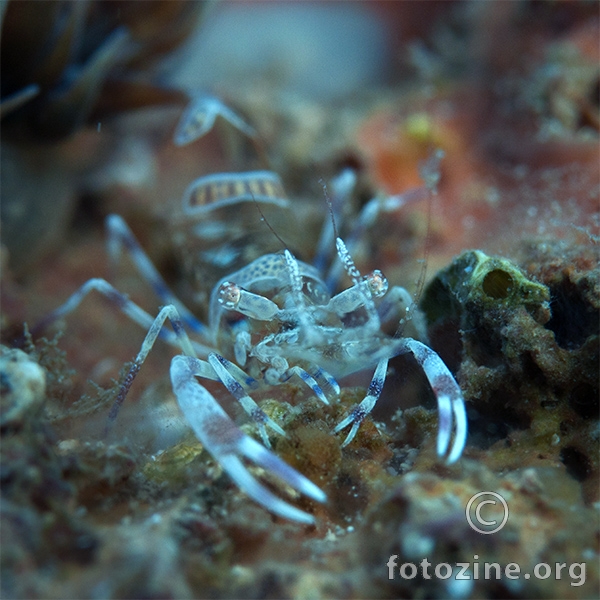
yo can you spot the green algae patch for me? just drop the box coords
[421,250,551,325]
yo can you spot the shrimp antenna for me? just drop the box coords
[414,148,444,302]
[252,193,288,250]
[411,190,432,310]
[394,148,443,339]
[319,178,339,241]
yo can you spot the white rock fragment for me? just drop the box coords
[0,345,46,426]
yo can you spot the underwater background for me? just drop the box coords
[1,1,598,598]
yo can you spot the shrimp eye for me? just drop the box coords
[218,281,242,310]
[365,270,388,297]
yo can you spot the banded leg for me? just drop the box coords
[30,278,210,357]
[106,214,209,337]
[207,354,285,448]
[333,338,467,464]
[305,365,341,397]
[171,355,326,524]
[334,358,388,446]
[108,304,205,423]
[278,366,331,405]
[402,338,467,463]
[205,355,335,444]
[31,280,213,425]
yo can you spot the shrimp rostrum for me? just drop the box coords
[39,173,467,525]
